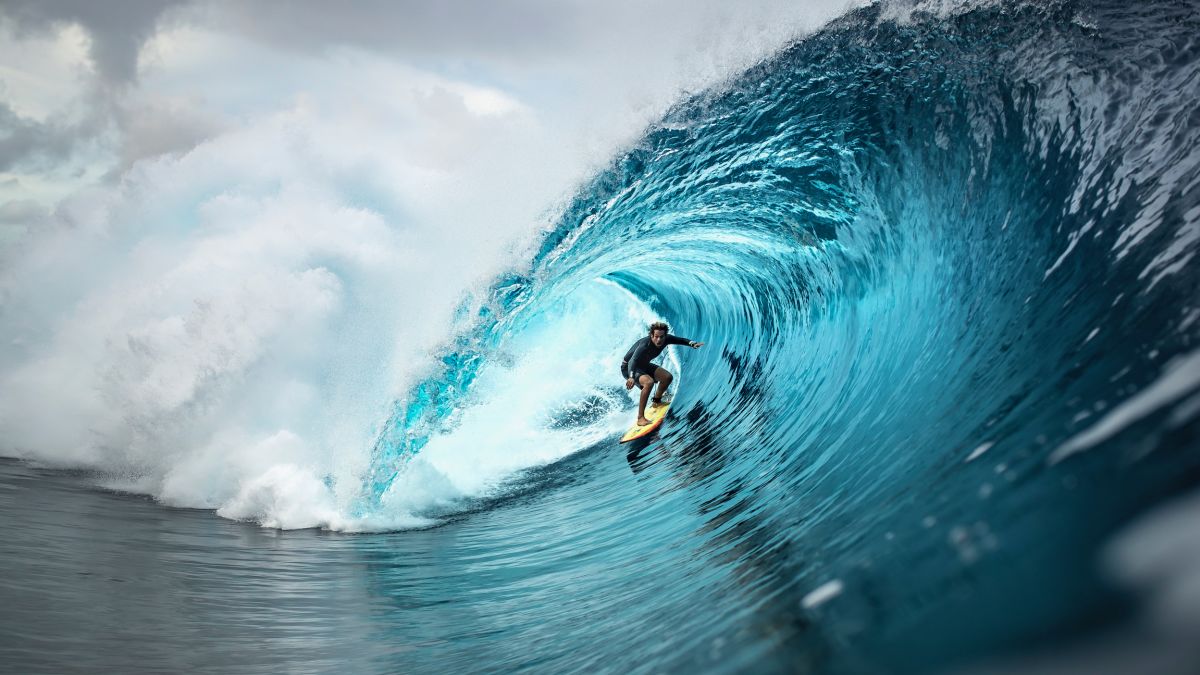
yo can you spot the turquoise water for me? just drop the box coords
[3,1,1199,673]
[359,0,1200,670]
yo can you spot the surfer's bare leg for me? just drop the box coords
[653,368,673,402]
[637,374,655,425]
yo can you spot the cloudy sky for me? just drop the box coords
[0,1,856,526]
[1,0,856,219]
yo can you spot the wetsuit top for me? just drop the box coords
[621,334,694,379]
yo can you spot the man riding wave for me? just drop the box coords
[621,321,704,426]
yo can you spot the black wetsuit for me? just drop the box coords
[621,334,694,384]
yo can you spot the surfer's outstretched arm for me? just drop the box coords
[667,335,705,348]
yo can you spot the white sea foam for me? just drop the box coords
[965,441,995,462]
[375,280,656,525]
[802,579,845,609]
[1049,350,1200,464]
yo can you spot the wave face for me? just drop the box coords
[356,0,1200,671]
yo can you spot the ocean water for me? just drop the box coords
[3,0,1200,673]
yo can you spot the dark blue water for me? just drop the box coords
[3,1,1199,673]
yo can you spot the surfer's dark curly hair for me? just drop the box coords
[649,321,669,334]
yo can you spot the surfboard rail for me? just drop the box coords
[619,402,670,443]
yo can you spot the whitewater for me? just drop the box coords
[2,0,1199,673]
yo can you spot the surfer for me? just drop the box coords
[622,322,704,426]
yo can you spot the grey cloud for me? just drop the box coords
[187,0,855,102]
[0,0,580,86]
[113,98,227,171]
[0,100,99,171]
[1,0,187,85]
[199,0,580,65]
[0,0,853,179]
[0,198,45,224]
[0,0,585,174]
[0,1,222,173]
[2,0,848,83]
[0,95,224,175]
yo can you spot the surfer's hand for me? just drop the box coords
[625,377,634,390]
[690,341,705,349]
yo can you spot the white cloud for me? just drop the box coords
[0,21,92,120]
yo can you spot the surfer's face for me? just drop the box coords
[650,330,666,346]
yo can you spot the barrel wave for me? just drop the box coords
[358,1,1199,672]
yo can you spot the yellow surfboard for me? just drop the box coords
[619,402,670,443]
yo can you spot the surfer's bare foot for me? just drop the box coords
[637,417,651,426]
